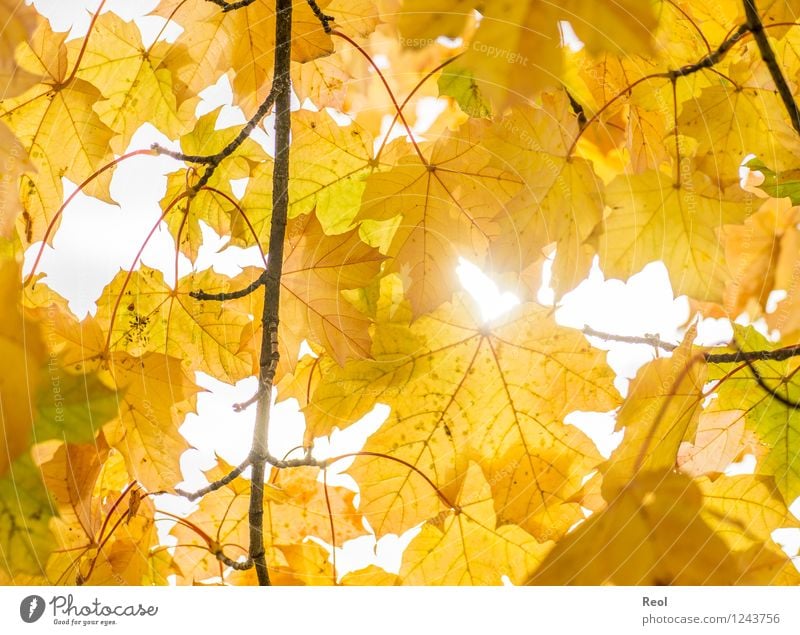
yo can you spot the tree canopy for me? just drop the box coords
[1,0,800,585]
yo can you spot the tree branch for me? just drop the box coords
[190,271,268,301]
[704,344,800,364]
[667,23,749,78]
[739,354,800,409]
[581,325,678,351]
[151,87,276,194]
[175,458,251,501]
[246,0,294,587]
[206,0,257,11]
[743,0,800,136]
[306,0,334,33]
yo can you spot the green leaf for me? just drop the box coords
[35,372,120,444]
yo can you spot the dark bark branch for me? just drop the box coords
[206,0,257,11]
[704,344,800,364]
[565,89,587,129]
[246,0,294,587]
[306,0,334,33]
[740,354,800,409]
[175,458,251,501]
[743,0,800,136]
[190,271,268,301]
[667,24,749,78]
[151,87,276,194]
[568,25,751,156]
[215,552,254,570]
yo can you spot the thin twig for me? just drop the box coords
[175,458,252,501]
[667,24,749,78]
[567,24,750,157]
[306,0,334,33]
[565,89,588,129]
[215,551,253,570]
[151,87,276,194]
[206,0,257,11]
[740,356,800,409]
[190,271,268,301]
[581,325,678,351]
[704,344,800,364]
[743,0,800,135]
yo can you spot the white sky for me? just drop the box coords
[22,0,800,581]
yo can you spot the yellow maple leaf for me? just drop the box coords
[484,92,603,297]
[155,0,335,117]
[359,121,521,314]
[306,286,619,538]
[530,471,778,585]
[0,22,115,245]
[71,12,195,153]
[95,266,260,382]
[602,326,705,496]
[596,168,750,301]
[0,0,40,98]
[400,462,550,585]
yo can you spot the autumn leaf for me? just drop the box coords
[399,462,550,585]
[484,91,603,297]
[358,121,521,314]
[678,83,800,184]
[95,266,260,382]
[595,168,750,301]
[71,12,195,153]
[602,326,706,495]
[172,461,363,584]
[720,197,799,317]
[0,455,53,579]
[0,242,46,477]
[156,0,336,117]
[302,283,619,539]
[0,21,115,244]
[0,0,40,98]
[708,325,800,505]
[530,471,794,585]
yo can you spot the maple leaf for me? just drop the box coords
[103,353,199,491]
[171,460,363,584]
[529,471,797,585]
[95,266,259,382]
[277,210,384,369]
[708,325,800,505]
[484,91,604,297]
[38,444,160,585]
[720,197,799,318]
[400,462,550,585]
[0,0,40,98]
[302,283,619,539]
[70,12,195,153]
[595,167,750,301]
[602,326,706,495]
[0,243,46,478]
[0,21,115,244]
[678,83,800,185]
[0,455,53,579]
[161,107,268,260]
[358,121,521,314]
[155,0,336,117]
